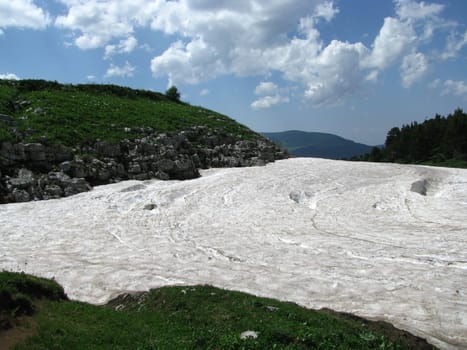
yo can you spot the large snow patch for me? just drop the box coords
[1,158,466,349]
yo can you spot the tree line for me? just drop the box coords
[353,108,467,166]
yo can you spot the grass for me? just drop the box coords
[0,79,259,146]
[0,272,437,350]
[420,159,467,169]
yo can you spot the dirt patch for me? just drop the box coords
[0,317,36,350]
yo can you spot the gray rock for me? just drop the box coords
[44,184,63,198]
[48,171,71,184]
[154,171,170,180]
[96,142,121,157]
[24,143,46,162]
[63,178,91,197]
[11,188,30,202]
[156,159,174,173]
[9,168,35,189]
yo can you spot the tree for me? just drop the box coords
[165,86,181,102]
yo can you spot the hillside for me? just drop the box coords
[0,272,434,350]
[262,130,374,159]
[356,109,467,168]
[0,79,258,145]
[0,79,287,203]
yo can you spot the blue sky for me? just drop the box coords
[1,0,466,145]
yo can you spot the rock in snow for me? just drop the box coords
[0,158,466,350]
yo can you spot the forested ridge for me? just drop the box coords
[356,108,467,168]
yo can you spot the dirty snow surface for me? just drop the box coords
[1,158,467,349]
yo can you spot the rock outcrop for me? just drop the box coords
[0,126,287,203]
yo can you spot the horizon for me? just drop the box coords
[1,0,466,145]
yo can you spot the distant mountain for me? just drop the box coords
[262,130,374,160]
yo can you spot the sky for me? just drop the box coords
[0,0,466,145]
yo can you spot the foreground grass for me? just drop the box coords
[0,272,437,350]
[420,159,467,169]
[0,79,259,145]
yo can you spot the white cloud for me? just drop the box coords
[252,81,289,109]
[401,52,428,88]
[0,73,20,80]
[105,36,138,59]
[255,82,278,95]
[55,0,141,49]
[366,70,379,82]
[251,95,289,110]
[87,75,96,81]
[151,38,226,86]
[365,17,417,69]
[314,1,339,22]
[0,0,50,31]
[105,61,135,78]
[441,31,467,60]
[54,0,465,106]
[395,0,444,21]
[442,80,467,97]
[200,88,209,96]
[429,78,441,89]
[301,40,369,105]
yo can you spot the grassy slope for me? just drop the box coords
[0,272,436,350]
[0,80,259,146]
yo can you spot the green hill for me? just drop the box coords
[355,109,467,168]
[262,130,374,159]
[0,271,436,350]
[0,79,259,145]
[0,79,287,203]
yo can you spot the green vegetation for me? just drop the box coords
[0,271,66,330]
[165,85,181,102]
[0,79,259,146]
[354,109,467,168]
[1,272,436,350]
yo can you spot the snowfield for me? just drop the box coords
[1,158,466,349]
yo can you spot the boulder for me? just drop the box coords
[10,188,30,202]
[8,168,35,189]
[24,143,46,162]
[63,178,91,197]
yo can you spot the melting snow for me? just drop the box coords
[1,158,466,349]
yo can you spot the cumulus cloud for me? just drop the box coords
[251,95,289,110]
[54,0,464,105]
[365,17,417,69]
[0,73,20,80]
[441,31,467,60]
[105,36,138,59]
[0,0,50,31]
[442,80,467,97]
[252,81,289,109]
[105,61,135,78]
[314,1,339,22]
[200,88,210,96]
[395,0,444,20]
[255,82,278,95]
[401,52,428,88]
[55,0,142,49]
[429,78,441,89]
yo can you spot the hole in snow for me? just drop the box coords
[289,190,313,204]
[120,184,147,193]
[410,179,428,196]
